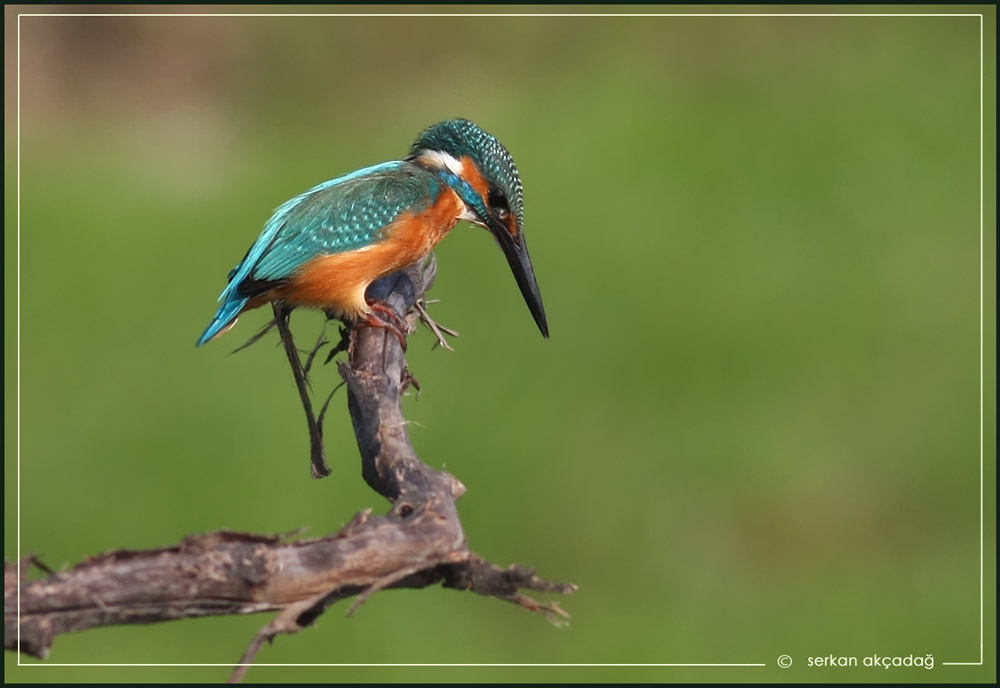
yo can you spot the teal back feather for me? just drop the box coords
[249,163,438,281]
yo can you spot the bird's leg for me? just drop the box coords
[356,298,410,351]
[272,302,331,479]
[413,298,459,351]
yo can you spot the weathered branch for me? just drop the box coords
[5,257,575,681]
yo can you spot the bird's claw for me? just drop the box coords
[358,298,410,351]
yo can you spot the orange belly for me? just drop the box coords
[269,188,463,318]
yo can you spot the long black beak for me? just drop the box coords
[486,215,549,338]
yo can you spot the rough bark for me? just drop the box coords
[5,258,574,682]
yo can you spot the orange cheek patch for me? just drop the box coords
[460,155,490,201]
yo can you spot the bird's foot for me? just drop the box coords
[413,298,459,351]
[357,298,410,351]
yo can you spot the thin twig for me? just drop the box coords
[273,303,331,479]
[302,323,329,376]
[230,317,278,354]
[414,298,459,351]
[346,565,424,618]
[228,597,316,684]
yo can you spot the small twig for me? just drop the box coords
[272,303,331,479]
[508,594,571,629]
[17,554,55,577]
[228,597,317,684]
[302,323,329,376]
[230,317,278,355]
[317,382,344,428]
[414,298,459,351]
[346,565,425,618]
[401,367,421,396]
[324,335,350,365]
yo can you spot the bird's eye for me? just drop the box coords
[488,186,508,213]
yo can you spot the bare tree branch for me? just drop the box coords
[5,257,575,681]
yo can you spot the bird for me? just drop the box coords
[197,118,548,348]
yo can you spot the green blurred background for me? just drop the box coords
[5,5,996,684]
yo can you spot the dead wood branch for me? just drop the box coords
[5,257,575,681]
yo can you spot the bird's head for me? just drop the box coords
[408,119,548,338]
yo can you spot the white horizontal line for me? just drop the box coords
[16,13,986,18]
[26,662,768,668]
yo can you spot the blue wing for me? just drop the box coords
[198,160,440,346]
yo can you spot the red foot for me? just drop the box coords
[357,299,409,351]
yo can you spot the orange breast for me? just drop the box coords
[273,188,464,318]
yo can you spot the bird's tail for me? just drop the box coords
[197,295,249,347]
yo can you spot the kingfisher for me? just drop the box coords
[197,119,548,348]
